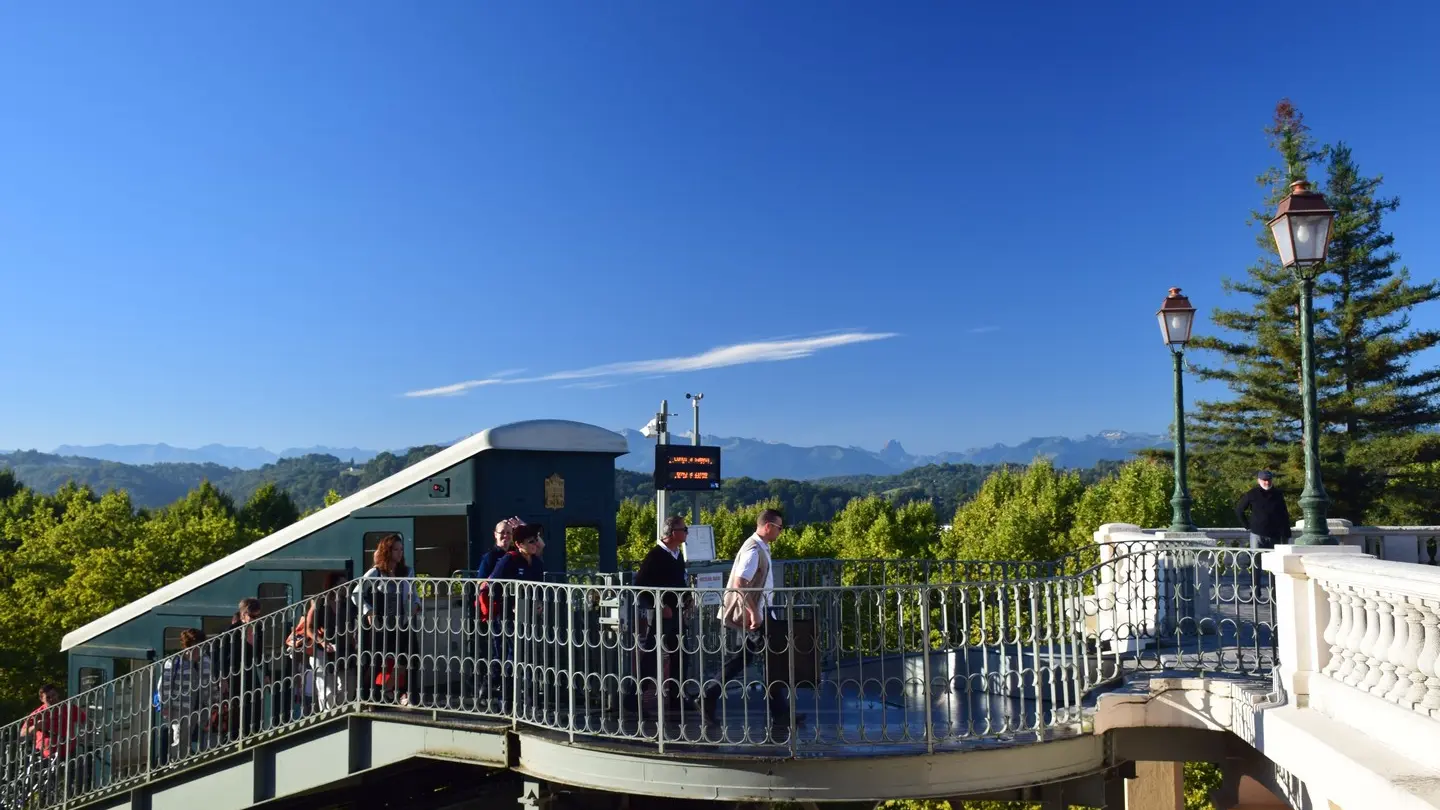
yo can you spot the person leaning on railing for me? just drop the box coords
[287,572,351,712]
[155,628,216,766]
[222,598,269,740]
[15,684,86,804]
[703,508,805,731]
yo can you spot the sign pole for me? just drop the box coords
[655,400,669,542]
[687,393,704,525]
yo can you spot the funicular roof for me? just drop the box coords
[61,419,629,651]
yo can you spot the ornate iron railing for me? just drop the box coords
[0,541,1274,809]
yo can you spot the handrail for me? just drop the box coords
[1,543,1277,809]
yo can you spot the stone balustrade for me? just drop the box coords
[1302,554,1440,719]
[1213,520,1439,564]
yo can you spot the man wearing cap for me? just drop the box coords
[1235,471,1292,549]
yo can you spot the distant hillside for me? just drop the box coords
[615,428,1165,479]
[50,443,382,470]
[0,448,442,511]
[4,448,1134,528]
[0,450,234,507]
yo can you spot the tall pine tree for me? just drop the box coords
[1190,100,1440,522]
[1320,141,1440,517]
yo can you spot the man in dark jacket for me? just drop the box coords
[1235,471,1293,549]
[628,515,695,714]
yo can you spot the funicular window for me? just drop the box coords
[202,615,234,639]
[162,626,191,657]
[256,582,296,659]
[414,516,466,578]
[303,570,334,598]
[256,582,291,616]
[78,667,105,694]
[363,531,405,571]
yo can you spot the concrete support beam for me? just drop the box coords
[1228,774,1290,809]
[1124,761,1183,810]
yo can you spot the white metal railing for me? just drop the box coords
[0,541,1274,809]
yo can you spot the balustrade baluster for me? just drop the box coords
[1408,598,1438,708]
[1366,596,1396,695]
[1321,583,1344,678]
[1387,600,1423,704]
[1344,591,1378,688]
[1335,590,1361,682]
[1419,599,1440,715]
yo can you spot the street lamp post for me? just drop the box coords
[1268,179,1338,546]
[1158,287,1198,533]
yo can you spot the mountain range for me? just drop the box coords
[614,429,1164,478]
[49,443,380,468]
[42,429,1165,481]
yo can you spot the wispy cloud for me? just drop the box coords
[561,381,620,390]
[403,331,897,398]
[968,326,1001,334]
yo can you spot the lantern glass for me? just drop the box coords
[1157,308,1195,346]
[1270,217,1296,267]
[1291,213,1333,264]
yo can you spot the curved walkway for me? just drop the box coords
[2,543,1274,809]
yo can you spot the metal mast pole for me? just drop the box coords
[1296,272,1332,544]
[688,393,704,525]
[655,400,669,541]
[1168,349,1197,532]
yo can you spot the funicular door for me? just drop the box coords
[65,655,114,794]
[64,652,153,797]
[354,518,443,702]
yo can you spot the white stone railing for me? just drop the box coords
[1303,554,1440,718]
[1148,520,1440,566]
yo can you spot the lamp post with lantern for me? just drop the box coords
[1268,179,1338,545]
[1158,287,1198,533]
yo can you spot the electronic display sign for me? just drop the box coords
[654,444,722,491]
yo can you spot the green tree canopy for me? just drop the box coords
[239,481,301,539]
[942,458,1085,564]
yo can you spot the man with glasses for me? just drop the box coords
[628,515,695,716]
[704,509,803,734]
[478,517,524,579]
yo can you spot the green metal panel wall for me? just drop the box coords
[67,460,478,688]
[474,450,619,573]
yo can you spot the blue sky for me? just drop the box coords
[2,2,1437,456]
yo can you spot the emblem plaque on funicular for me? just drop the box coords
[543,473,565,510]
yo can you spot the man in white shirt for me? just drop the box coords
[704,509,803,732]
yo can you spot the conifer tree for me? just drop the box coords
[1190,100,1440,521]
